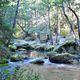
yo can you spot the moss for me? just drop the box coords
[53,40,77,54]
[10,54,28,62]
[45,45,54,51]
[0,58,8,64]
[48,53,74,64]
[8,45,17,51]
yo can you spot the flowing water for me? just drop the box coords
[0,58,80,80]
[0,47,80,80]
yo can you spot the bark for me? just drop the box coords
[55,6,60,44]
[62,4,76,41]
[34,9,40,43]
[68,7,80,41]
[47,3,53,44]
[13,0,20,28]
[17,22,31,37]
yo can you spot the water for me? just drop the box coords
[0,58,80,80]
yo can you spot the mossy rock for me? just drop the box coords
[9,45,17,51]
[10,54,28,62]
[35,44,45,51]
[29,58,44,65]
[53,40,78,54]
[48,53,74,64]
[45,45,54,51]
[25,37,35,41]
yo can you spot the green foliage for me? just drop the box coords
[15,67,40,80]
[0,63,9,68]
[0,58,8,64]
[0,0,13,45]
[0,65,18,80]
[60,28,70,36]
[0,45,11,58]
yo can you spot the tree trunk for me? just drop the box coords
[62,4,77,41]
[35,8,40,43]
[6,0,20,46]
[68,7,80,42]
[13,0,20,28]
[47,5,54,44]
[55,6,60,44]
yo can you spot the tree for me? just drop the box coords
[0,0,13,46]
[13,0,20,28]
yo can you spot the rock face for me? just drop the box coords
[48,53,74,64]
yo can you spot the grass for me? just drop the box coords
[15,67,41,80]
[14,64,80,80]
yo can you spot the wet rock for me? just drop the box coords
[29,58,44,65]
[48,53,74,64]
[29,51,39,58]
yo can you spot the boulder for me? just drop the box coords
[10,54,28,62]
[29,58,44,65]
[53,40,77,54]
[29,51,39,58]
[48,53,74,64]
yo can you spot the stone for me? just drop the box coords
[29,58,44,65]
[48,53,74,64]
[10,54,28,62]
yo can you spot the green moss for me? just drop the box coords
[10,54,27,62]
[0,58,8,64]
[53,40,76,53]
[0,63,9,68]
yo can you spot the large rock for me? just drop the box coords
[53,40,78,54]
[29,58,44,65]
[48,53,74,64]
[10,54,28,62]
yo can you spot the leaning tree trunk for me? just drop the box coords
[62,4,77,42]
[68,7,80,42]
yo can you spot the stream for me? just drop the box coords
[0,57,80,80]
[0,39,80,80]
